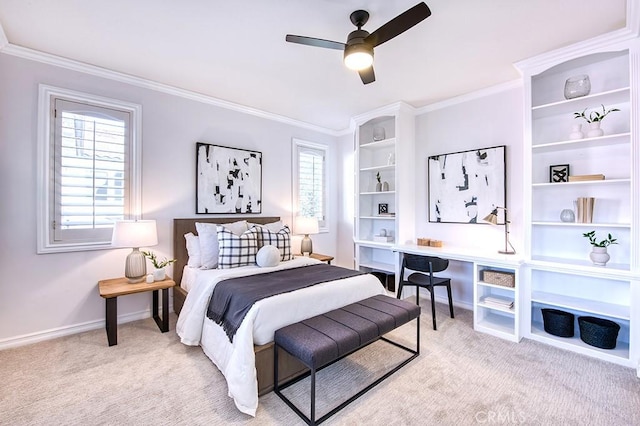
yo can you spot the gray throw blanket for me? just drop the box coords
[207,263,366,342]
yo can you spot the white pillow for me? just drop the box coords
[195,220,248,269]
[249,220,284,233]
[256,245,280,268]
[184,232,201,268]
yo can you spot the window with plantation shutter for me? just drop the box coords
[37,85,142,253]
[293,139,327,230]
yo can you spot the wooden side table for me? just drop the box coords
[98,276,176,346]
[295,253,334,264]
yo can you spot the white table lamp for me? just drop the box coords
[296,216,319,256]
[112,220,158,283]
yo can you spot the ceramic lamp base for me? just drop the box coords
[301,235,313,255]
[125,248,147,283]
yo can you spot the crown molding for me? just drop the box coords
[415,79,523,114]
[0,44,341,136]
[0,21,8,49]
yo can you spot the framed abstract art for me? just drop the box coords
[196,142,262,214]
[428,145,506,223]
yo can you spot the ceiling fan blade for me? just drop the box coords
[365,2,431,48]
[358,66,375,84]
[285,34,346,50]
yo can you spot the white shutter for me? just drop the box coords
[294,140,328,229]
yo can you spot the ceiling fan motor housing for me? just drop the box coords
[344,29,374,63]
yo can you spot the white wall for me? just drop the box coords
[412,85,525,307]
[0,53,340,346]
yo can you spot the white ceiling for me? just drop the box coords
[0,0,628,131]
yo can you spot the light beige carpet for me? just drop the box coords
[1,304,638,425]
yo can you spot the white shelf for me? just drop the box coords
[532,178,630,188]
[358,260,395,273]
[360,164,395,172]
[355,239,395,248]
[531,221,631,228]
[477,281,516,292]
[529,322,630,365]
[477,301,515,315]
[359,138,395,149]
[475,312,518,341]
[531,87,630,118]
[532,132,630,152]
[528,256,632,277]
[531,292,629,320]
[359,216,396,220]
[359,191,396,195]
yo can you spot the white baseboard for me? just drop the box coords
[0,308,159,350]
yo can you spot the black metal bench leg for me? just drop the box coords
[311,367,316,425]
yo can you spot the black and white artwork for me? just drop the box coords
[549,164,570,183]
[428,145,506,223]
[196,143,262,214]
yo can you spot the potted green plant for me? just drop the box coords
[582,231,617,266]
[573,104,620,138]
[141,250,176,281]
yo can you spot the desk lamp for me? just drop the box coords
[111,220,158,283]
[482,207,516,255]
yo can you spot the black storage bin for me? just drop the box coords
[541,308,574,337]
[578,316,620,349]
[370,271,395,292]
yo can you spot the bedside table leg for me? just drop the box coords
[153,288,169,333]
[105,297,117,346]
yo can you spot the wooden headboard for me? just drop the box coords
[172,216,281,286]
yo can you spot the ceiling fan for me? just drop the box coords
[286,2,431,84]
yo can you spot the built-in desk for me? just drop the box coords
[393,244,523,342]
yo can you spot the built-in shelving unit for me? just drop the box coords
[473,263,521,342]
[353,103,415,277]
[517,36,639,368]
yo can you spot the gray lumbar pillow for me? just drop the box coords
[256,245,280,267]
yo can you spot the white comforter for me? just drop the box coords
[176,257,386,416]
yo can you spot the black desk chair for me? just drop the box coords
[397,253,454,330]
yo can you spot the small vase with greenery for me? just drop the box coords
[574,104,620,138]
[141,250,176,281]
[583,231,616,266]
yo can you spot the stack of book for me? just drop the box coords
[575,197,595,223]
[568,174,605,182]
[482,295,514,310]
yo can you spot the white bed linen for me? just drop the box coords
[176,257,386,416]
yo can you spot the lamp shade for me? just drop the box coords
[295,216,319,235]
[482,208,499,225]
[111,220,158,248]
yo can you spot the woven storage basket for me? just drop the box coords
[541,308,574,337]
[481,270,515,288]
[578,316,620,349]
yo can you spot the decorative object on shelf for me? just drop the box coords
[541,308,575,337]
[387,152,395,165]
[583,230,617,266]
[196,143,262,214]
[146,274,154,284]
[578,316,620,349]
[563,74,591,99]
[560,208,575,223]
[482,207,516,254]
[575,197,595,223]
[373,126,385,141]
[480,270,515,288]
[428,145,506,224]
[568,174,605,182]
[549,164,570,183]
[375,172,382,192]
[428,240,443,247]
[568,123,584,140]
[382,181,389,191]
[378,203,388,214]
[379,229,387,236]
[573,104,620,138]
[417,237,431,246]
[141,250,176,281]
[111,220,158,283]
[296,216,319,256]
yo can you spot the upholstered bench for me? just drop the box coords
[274,294,420,425]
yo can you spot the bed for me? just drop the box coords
[172,217,386,416]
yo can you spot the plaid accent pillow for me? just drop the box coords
[254,225,292,261]
[216,225,259,269]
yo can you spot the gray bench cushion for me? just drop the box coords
[274,295,420,369]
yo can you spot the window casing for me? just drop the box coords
[37,85,142,253]
[293,139,328,231]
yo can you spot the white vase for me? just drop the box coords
[153,268,166,281]
[375,182,382,192]
[587,121,604,138]
[382,181,389,191]
[569,123,584,140]
[589,247,610,266]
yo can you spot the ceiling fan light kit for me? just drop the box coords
[286,2,431,84]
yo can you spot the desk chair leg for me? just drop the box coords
[429,286,437,330]
[446,283,455,319]
[396,282,404,300]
